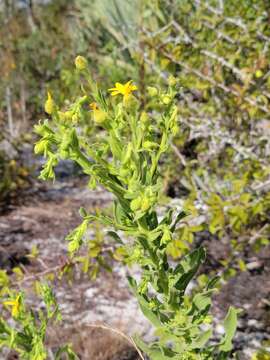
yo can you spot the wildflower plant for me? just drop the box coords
[31,56,240,359]
[0,56,239,359]
[0,282,77,360]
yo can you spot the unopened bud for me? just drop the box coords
[147,86,158,97]
[143,141,157,150]
[44,92,54,115]
[93,109,107,124]
[130,196,142,212]
[161,94,172,105]
[141,196,150,212]
[172,125,179,136]
[140,111,149,123]
[168,75,177,86]
[255,70,263,78]
[75,55,88,71]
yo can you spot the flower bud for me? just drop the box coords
[255,69,263,78]
[72,113,79,123]
[75,55,88,71]
[168,75,177,86]
[161,227,172,245]
[172,124,179,136]
[143,141,158,150]
[58,111,66,121]
[141,196,150,212]
[147,86,158,97]
[34,139,48,155]
[67,110,74,118]
[119,167,129,178]
[161,94,172,105]
[44,92,54,115]
[130,196,142,212]
[90,102,107,124]
[140,111,149,124]
[93,109,107,124]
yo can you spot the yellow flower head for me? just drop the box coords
[109,80,137,101]
[3,294,21,318]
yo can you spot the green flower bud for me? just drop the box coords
[143,141,158,150]
[161,94,172,105]
[34,139,48,155]
[34,123,45,136]
[168,75,177,86]
[72,113,79,123]
[255,69,263,78]
[93,109,107,124]
[65,111,73,120]
[75,55,88,71]
[59,149,69,159]
[141,196,150,212]
[140,111,149,124]
[172,124,179,136]
[147,86,158,97]
[130,196,142,212]
[119,167,129,178]
[58,111,67,121]
[161,227,172,245]
[60,132,71,152]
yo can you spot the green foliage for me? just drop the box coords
[32,59,238,359]
[2,0,270,357]
[91,0,270,274]
[0,282,77,360]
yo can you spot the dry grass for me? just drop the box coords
[46,323,142,360]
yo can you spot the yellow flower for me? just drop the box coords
[109,80,137,101]
[3,294,21,318]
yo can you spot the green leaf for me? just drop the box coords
[190,329,212,349]
[170,211,186,232]
[133,335,177,359]
[107,231,123,244]
[193,290,213,312]
[128,277,162,327]
[219,307,239,352]
[174,247,206,293]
